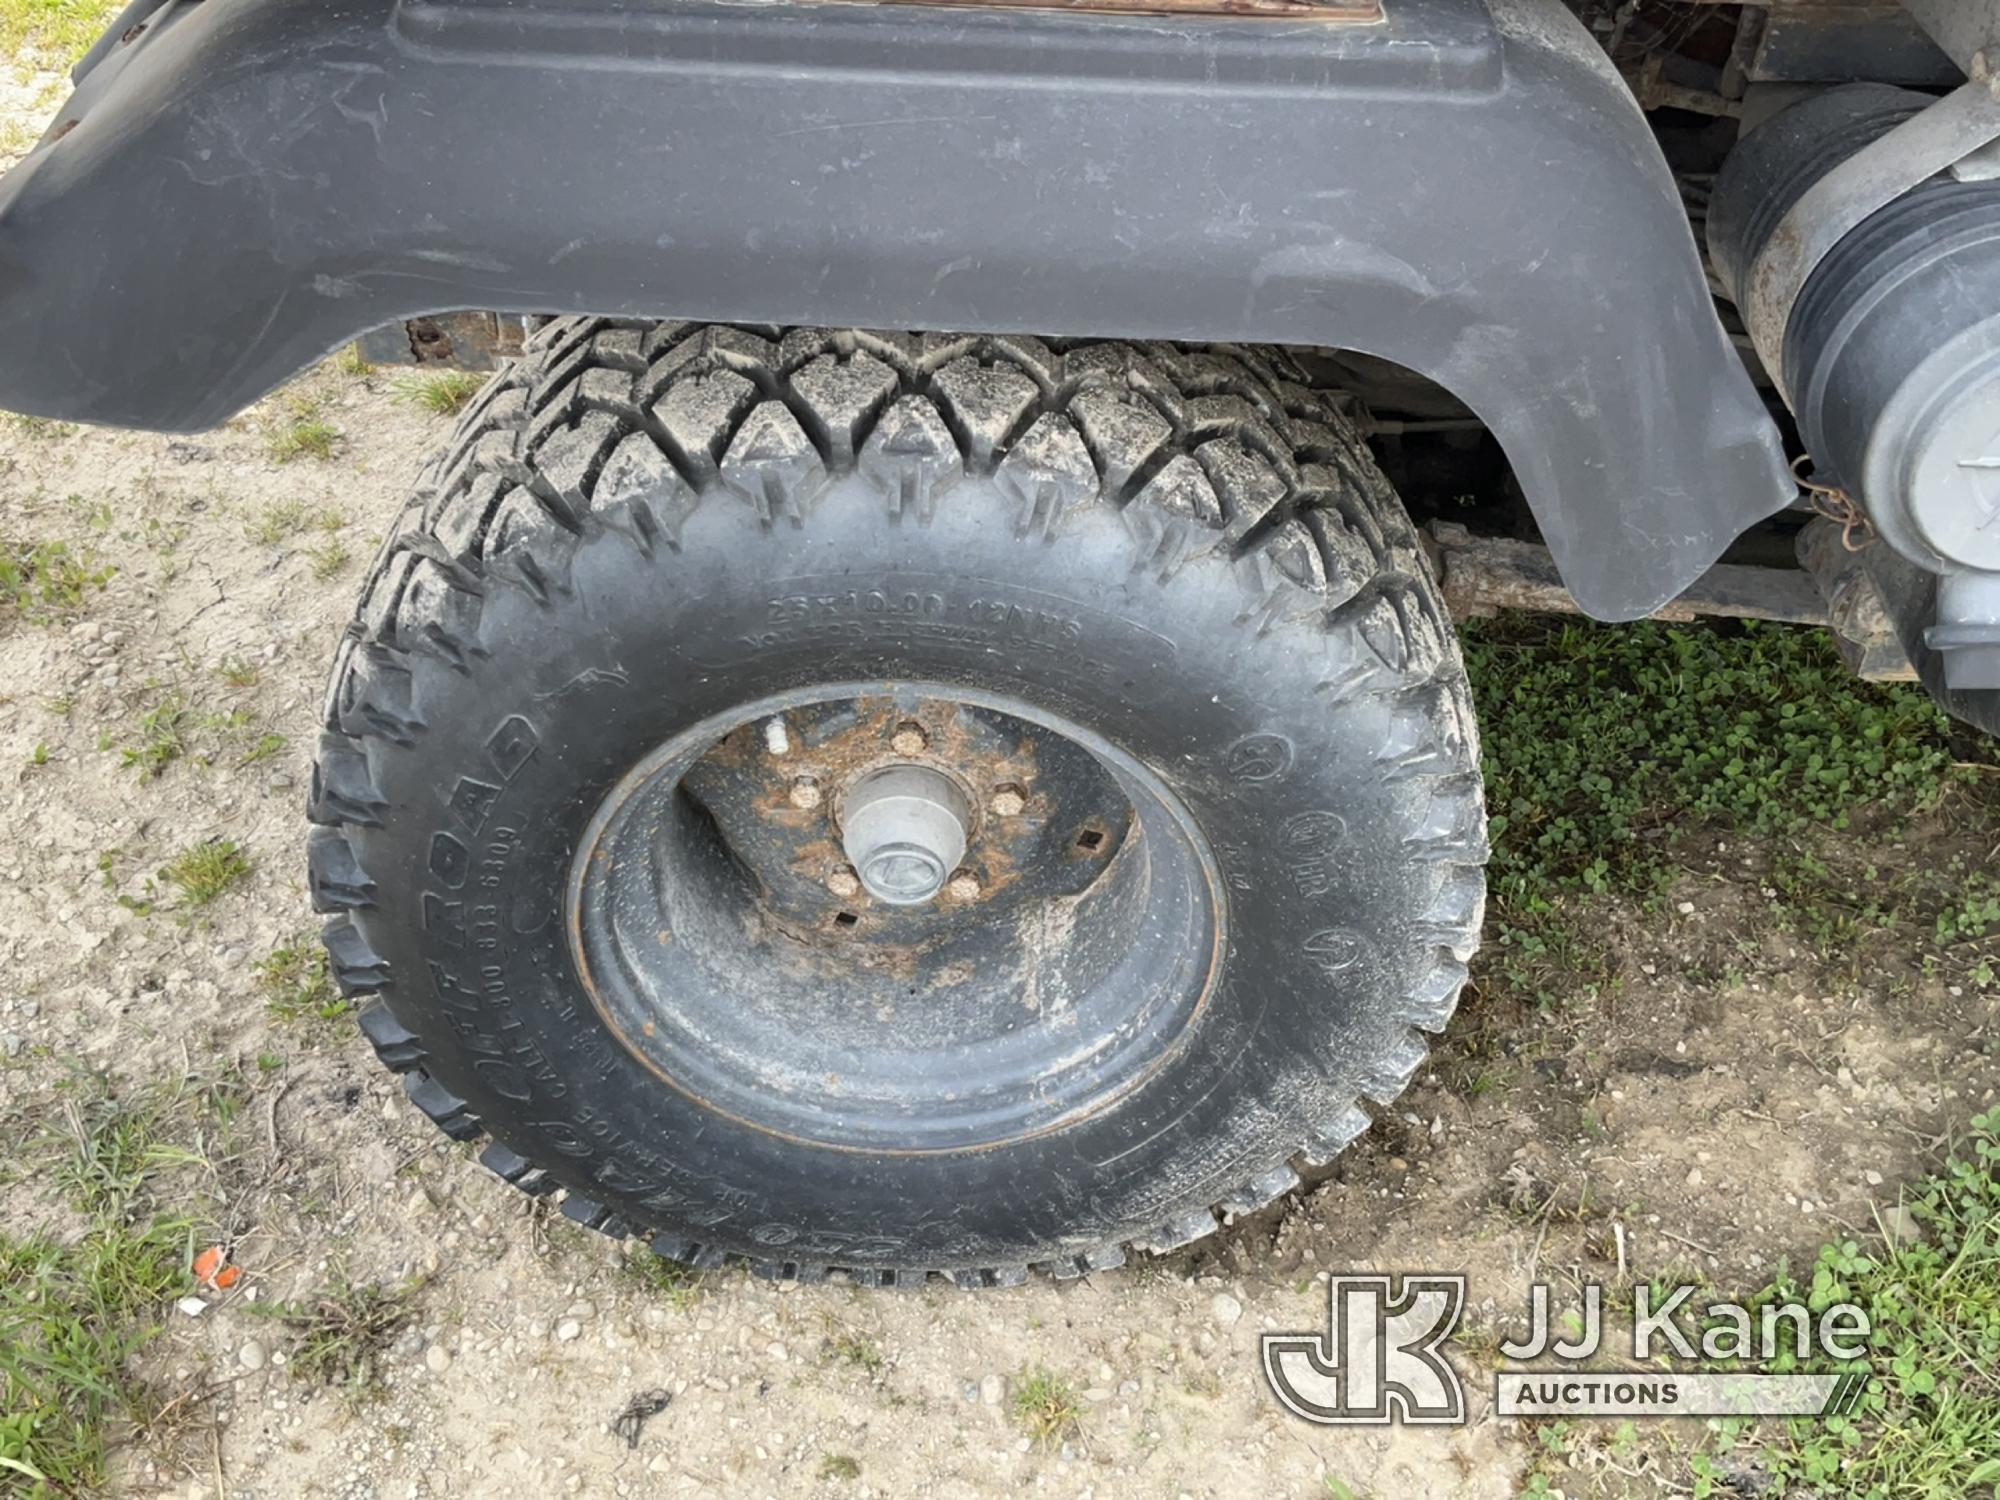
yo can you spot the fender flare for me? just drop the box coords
[0,0,1792,618]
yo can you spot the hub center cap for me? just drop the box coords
[840,764,970,906]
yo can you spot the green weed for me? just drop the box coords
[159,839,250,907]
[118,690,189,779]
[244,498,344,546]
[1695,1108,2000,1496]
[390,368,485,417]
[306,537,351,580]
[1461,618,1997,1003]
[1,539,114,622]
[263,394,340,464]
[624,1251,703,1312]
[266,1271,420,1404]
[1466,618,1972,908]
[821,1320,885,1374]
[257,938,349,1026]
[49,1089,200,1222]
[0,0,124,68]
[332,343,374,379]
[1011,1364,1081,1450]
[0,1220,190,1494]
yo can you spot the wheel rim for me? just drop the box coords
[567,682,1226,1153]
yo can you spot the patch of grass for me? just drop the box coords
[817,1453,861,1481]
[0,0,124,69]
[257,938,350,1027]
[159,839,251,908]
[118,689,190,779]
[332,343,374,378]
[0,1220,191,1495]
[267,1271,419,1404]
[821,1319,885,1374]
[1462,618,1997,1003]
[306,537,351,580]
[4,414,77,441]
[1011,1364,1081,1450]
[391,368,485,417]
[2,1072,225,1491]
[49,1089,201,1222]
[1694,1108,2000,1497]
[1467,618,1974,908]
[239,731,287,766]
[65,495,112,533]
[215,657,259,688]
[1,538,114,623]
[263,393,341,464]
[624,1251,703,1312]
[117,685,278,778]
[244,498,344,547]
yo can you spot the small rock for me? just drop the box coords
[176,1297,208,1319]
[1685,1167,1703,1189]
[1881,1204,1922,1243]
[555,1320,582,1343]
[238,1340,267,1372]
[980,1373,1006,1406]
[1210,1293,1243,1327]
[425,1344,453,1374]
[1864,1169,1885,1187]
[0,1034,22,1059]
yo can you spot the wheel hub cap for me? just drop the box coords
[840,764,970,905]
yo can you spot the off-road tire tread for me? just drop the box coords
[313,318,1486,1286]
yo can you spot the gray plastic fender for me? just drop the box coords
[0,0,1791,619]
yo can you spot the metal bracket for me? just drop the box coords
[1744,69,2000,400]
[1902,0,2000,76]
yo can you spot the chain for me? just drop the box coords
[1794,455,1875,552]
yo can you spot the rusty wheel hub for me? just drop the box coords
[565,682,1225,1153]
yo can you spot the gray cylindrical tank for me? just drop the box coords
[1710,84,2000,690]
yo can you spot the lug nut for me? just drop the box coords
[990,784,1026,818]
[946,871,983,902]
[890,721,928,756]
[826,867,861,898]
[789,774,823,810]
[763,715,791,757]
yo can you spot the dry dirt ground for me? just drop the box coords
[5,64,2000,1500]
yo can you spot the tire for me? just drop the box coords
[310,321,1487,1286]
